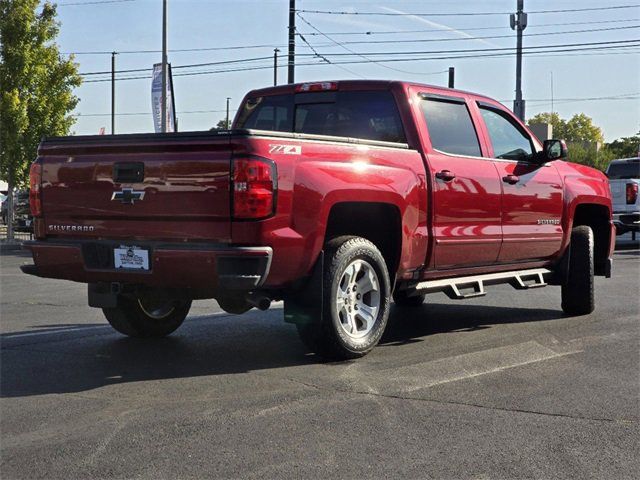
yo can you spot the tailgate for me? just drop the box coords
[39,132,233,242]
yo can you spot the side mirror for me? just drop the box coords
[542,139,567,162]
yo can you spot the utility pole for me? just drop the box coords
[448,67,455,88]
[288,0,295,84]
[161,0,168,133]
[111,51,117,135]
[273,48,280,86]
[510,0,527,121]
[226,97,231,129]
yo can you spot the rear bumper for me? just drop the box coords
[21,240,272,291]
[613,212,640,233]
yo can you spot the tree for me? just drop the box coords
[0,0,81,239]
[564,113,604,145]
[528,112,567,139]
[528,112,603,144]
[606,131,640,159]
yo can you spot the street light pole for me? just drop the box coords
[273,48,280,86]
[111,51,117,135]
[226,97,231,129]
[511,0,527,121]
[161,0,168,133]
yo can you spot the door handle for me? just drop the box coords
[435,170,456,182]
[502,174,519,185]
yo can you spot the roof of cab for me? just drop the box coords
[245,79,503,106]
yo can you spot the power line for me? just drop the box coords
[296,19,640,36]
[55,0,137,6]
[296,31,365,78]
[72,108,234,117]
[79,55,274,76]
[290,39,640,58]
[79,42,640,84]
[296,12,435,76]
[313,25,640,47]
[62,20,640,56]
[296,5,640,17]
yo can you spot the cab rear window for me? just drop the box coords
[607,160,640,179]
[236,91,406,144]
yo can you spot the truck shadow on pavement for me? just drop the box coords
[0,303,564,398]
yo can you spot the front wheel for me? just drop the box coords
[296,236,391,360]
[561,226,595,315]
[103,291,191,338]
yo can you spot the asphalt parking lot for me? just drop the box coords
[1,240,639,479]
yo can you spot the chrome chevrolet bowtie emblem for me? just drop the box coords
[111,188,145,204]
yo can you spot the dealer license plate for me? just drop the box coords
[114,246,149,270]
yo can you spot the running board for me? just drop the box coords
[410,268,552,300]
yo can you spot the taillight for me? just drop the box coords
[232,158,276,219]
[626,183,639,204]
[29,162,42,217]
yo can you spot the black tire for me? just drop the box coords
[561,225,595,316]
[296,236,391,360]
[103,293,191,338]
[393,289,425,307]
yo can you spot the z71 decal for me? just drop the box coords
[269,144,301,155]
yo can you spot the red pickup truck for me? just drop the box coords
[22,80,615,359]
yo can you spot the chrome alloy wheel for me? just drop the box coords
[335,259,381,339]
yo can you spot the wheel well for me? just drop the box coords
[572,204,611,276]
[324,202,402,278]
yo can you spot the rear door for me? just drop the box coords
[475,101,564,263]
[415,89,503,269]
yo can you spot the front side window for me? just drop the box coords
[420,98,481,157]
[479,107,534,161]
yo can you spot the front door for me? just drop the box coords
[476,103,564,263]
[417,91,503,269]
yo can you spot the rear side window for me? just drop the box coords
[420,97,481,157]
[235,95,294,132]
[236,90,406,143]
[479,106,534,161]
[607,160,640,179]
[295,91,406,143]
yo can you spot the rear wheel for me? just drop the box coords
[561,225,595,315]
[296,236,391,360]
[103,291,191,337]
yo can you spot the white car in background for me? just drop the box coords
[606,157,640,238]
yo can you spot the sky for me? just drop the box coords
[49,0,640,141]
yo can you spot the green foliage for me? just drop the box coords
[565,143,615,172]
[216,119,230,130]
[0,0,81,188]
[606,132,640,159]
[528,112,604,144]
